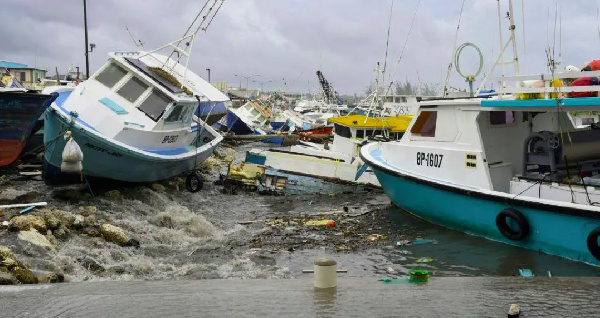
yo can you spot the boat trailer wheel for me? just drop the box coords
[495,208,529,241]
[587,227,600,261]
[186,172,203,193]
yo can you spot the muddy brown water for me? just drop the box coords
[0,143,599,285]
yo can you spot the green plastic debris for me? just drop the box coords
[416,257,434,263]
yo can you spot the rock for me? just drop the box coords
[83,215,97,227]
[0,175,10,186]
[104,190,123,201]
[72,214,85,229]
[18,229,56,249]
[78,205,97,213]
[53,188,87,202]
[37,271,65,284]
[42,209,76,230]
[0,246,17,268]
[78,257,104,272]
[168,177,185,190]
[150,183,165,192]
[0,189,28,203]
[249,254,276,266]
[9,215,47,232]
[12,268,38,284]
[100,224,131,246]
[52,226,70,240]
[81,226,100,237]
[46,230,58,247]
[0,272,17,285]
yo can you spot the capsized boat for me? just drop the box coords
[247,114,412,188]
[43,2,227,184]
[0,91,58,166]
[360,70,600,266]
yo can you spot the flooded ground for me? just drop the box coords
[1,142,599,284]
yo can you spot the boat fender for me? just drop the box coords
[61,131,84,173]
[586,226,600,261]
[495,209,529,241]
[186,172,203,193]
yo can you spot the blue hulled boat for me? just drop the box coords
[0,91,57,166]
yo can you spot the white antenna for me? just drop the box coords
[126,26,145,49]
[475,0,520,96]
[140,0,225,86]
[442,0,466,97]
[381,0,394,88]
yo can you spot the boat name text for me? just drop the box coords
[162,135,179,144]
[417,152,443,168]
[84,143,123,157]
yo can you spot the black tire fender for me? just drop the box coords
[496,208,530,241]
[185,173,203,193]
[586,227,600,261]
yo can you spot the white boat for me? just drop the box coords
[43,1,227,185]
[246,114,412,188]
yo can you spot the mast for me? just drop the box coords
[83,0,90,79]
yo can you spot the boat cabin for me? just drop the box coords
[328,114,412,157]
[396,70,600,205]
[59,51,228,150]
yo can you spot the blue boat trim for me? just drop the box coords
[99,97,128,115]
[142,147,191,155]
[53,91,98,132]
[359,149,600,220]
[482,97,600,108]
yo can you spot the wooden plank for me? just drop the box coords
[19,171,42,176]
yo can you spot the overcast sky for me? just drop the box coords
[1,0,599,95]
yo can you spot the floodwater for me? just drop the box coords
[0,142,599,285]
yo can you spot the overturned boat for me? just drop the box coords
[43,2,227,184]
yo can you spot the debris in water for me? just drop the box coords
[305,219,335,227]
[18,205,35,215]
[411,238,435,245]
[508,303,520,317]
[395,240,411,246]
[416,257,434,263]
[518,269,534,277]
[367,234,388,241]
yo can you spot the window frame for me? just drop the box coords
[117,76,149,103]
[137,89,173,122]
[410,111,437,137]
[95,63,128,89]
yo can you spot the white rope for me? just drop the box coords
[381,0,395,87]
[390,0,422,85]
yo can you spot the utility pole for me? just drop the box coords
[84,0,90,79]
[206,68,211,82]
[234,74,260,90]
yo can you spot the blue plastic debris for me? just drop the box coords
[518,269,534,277]
[411,239,435,245]
[18,206,35,215]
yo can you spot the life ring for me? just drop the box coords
[586,226,600,261]
[496,209,529,241]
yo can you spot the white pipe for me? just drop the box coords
[0,202,48,209]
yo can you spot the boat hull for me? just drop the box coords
[43,104,218,184]
[362,145,600,266]
[0,92,57,166]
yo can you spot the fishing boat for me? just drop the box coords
[246,114,412,188]
[0,91,58,166]
[360,67,600,266]
[43,1,227,184]
[196,100,229,125]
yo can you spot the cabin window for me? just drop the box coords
[117,77,148,103]
[374,130,383,136]
[582,117,595,125]
[334,124,352,138]
[490,111,515,125]
[164,104,191,123]
[410,111,437,137]
[96,63,127,88]
[396,132,405,140]
[356,130,365,138]
[138,89,172,121]
[365,129,373,137]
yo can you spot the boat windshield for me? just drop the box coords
[138,89,173,121]
[96,63,127,88]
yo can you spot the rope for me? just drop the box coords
[443,0,467,97]
[390,0,422,84]
[381,0,395,86]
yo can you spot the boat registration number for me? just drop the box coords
[162,135,179,144]
[417,152,443,168]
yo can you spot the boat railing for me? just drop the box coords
[496,71,600,99]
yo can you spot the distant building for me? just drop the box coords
[0,61,47,89]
